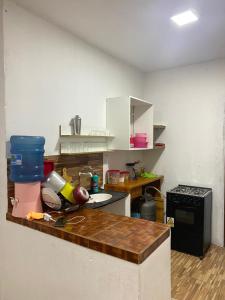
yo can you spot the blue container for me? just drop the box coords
[10,135,45,183]
[131,212,141,219]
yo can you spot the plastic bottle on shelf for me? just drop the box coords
[10,135,45,183]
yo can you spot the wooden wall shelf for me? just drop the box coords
[153,145,166,150]
[60,134,114,138]
[59,125,114,138]
[59,125,113,155]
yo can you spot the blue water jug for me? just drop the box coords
[10,135,45,183]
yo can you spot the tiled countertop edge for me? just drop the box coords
[6,212,170,264]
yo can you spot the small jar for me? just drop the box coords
[120,171,129,183]
[124,171,130,182]
[107,170,120,184]
[130,135,134,148]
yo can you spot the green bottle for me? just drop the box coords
[91,173,99,193]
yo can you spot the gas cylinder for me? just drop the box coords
[140,188,156,221]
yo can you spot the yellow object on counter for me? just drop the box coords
[60,182,75,203]
[27,212,44,220]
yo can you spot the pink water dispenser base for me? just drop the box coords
[12,182,43,218]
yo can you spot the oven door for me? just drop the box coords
[173,205,203,231]
[167,196,203,230]
[167,197,204,256]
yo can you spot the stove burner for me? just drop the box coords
[170,185,210,197]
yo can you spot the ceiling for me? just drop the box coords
[13,0,225,72]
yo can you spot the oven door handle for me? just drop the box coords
[172,203,199,211]
[182,206,198,210]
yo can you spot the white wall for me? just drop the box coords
[143,59,225,246]
[0,2,5,206]
[0,0,7,297]
[4,0,144,156]
[1,2,145,299]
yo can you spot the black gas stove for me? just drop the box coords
[170,185,211,197]
[166,185,212,258]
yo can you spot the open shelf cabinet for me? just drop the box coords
[106,96,153,150]
[153,124,166,150]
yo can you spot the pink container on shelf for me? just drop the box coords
[135,133,147,137]
[134,141,148,148]
[133,133,149,148]
[12,182,43,218]
[134,137,147,143]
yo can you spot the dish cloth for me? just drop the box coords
[140,172,158,179]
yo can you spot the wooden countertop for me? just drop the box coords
[6,208,169,264]
[105,176,163,191]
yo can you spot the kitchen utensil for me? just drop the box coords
[60,182,75,203]
[64,204,80,213]
[41,187,62,210]
[42,171,66,193]
[70,118,75,135]
[54,216,67,227]
[75,115,81,135]
[70,115,81,135]
[12,182,43,218]
[73,184,89,205]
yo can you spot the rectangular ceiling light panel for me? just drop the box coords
[171,10,198,26]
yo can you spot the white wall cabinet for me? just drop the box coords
[106,96,153,150]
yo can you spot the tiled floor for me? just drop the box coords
[172,245,225,300]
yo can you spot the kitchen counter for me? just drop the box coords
[105,176,163,192]
[6,207,169,264]
[5,155,171,299]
